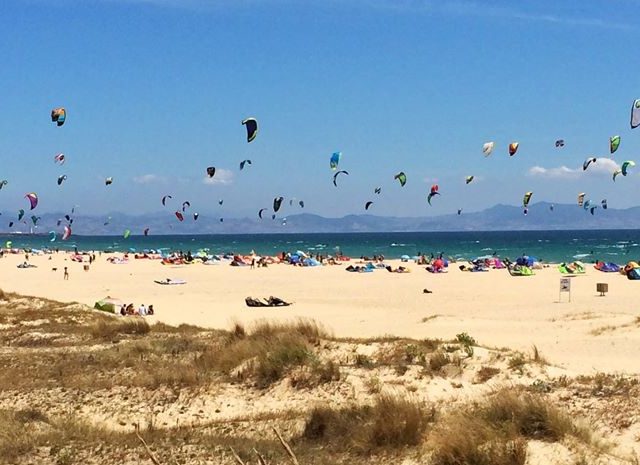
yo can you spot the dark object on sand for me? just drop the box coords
[422,289,433,294]
[245,296,292,307]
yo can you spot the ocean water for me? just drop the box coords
[2,230,640,263]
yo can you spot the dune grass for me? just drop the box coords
[303,393,435,453]
[90,317,151,339]
[428,387,591,465]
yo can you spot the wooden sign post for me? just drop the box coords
[559,278,571,302]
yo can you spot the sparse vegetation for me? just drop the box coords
[429,351,451,372]
[476,366,501,383]
[456,332,476,357]
[303,393,435,453]
[429,387,591,465]
[508,352,527,372]
[91,317,151,339]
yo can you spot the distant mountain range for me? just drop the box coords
[3,202,640,235]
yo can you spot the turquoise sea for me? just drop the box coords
[1,230,639,263]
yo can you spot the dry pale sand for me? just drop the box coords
[2,252,639,374]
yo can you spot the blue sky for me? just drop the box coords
[0,0,639,220]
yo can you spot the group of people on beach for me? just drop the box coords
[120,303,154,316]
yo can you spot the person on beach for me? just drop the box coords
[250,257,255,269]
[120,305,126,316]
[147,305,154,315]
[63,267,69,280]
[138,304,147,316]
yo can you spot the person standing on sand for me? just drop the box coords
[63,267,69,280]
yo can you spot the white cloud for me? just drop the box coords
[133,174,165,184]
[203,168,233,185]
[528,158,620,179]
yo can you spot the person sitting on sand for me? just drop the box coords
[147,305,154,315]
[126,303,134,315]
[120,305,126,316]
[138,304,147,316]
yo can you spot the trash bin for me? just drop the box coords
[597,283,608,296]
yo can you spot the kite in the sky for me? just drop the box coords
[62,225,71,241]
[218,199,223,206]
[175,211,184,222]
[240,159,252,170]
[49,231,56,242]
[577,193,586,207]
[631,99,640,129]
[583,199,592,211]
[299,200,304,208]
[193,213,199,221]
[0,180,7,190]
[57,175,67,186]
[273,196,284,213]
[182,201,190,212]
[550,204,555,211]
[457,209,462,215]
[162,195,172,206]
[508,142,519,156]
[123,229,131,239]
[523,191,533,208]
[365,201,373,210]
[144,228,150,236]
[555,140,565,148]
[206,167,216,178]
[590,206,598,216]
[18,209,25,221]
[54,153,65,164]
[482,142,495,157]
[601,199,608,210]
[330,152,341,170]
[242,117,258,142]
[621,160,635,176]
[427,185,440,205]
[51,108,66,126]
[613,169,622,181]
[610,135,621,154]
[258,208,267,219]
[583,157,597,171]
[394,172,407,187]
[332,170,349,187]
[374,187,381,194]
[25,193,38,210]
[105,177,113,186]
[31,215,40,226]
[465,175,474,185]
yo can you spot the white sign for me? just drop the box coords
[560,278,571,292]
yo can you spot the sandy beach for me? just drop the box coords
[2,251,638,374]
